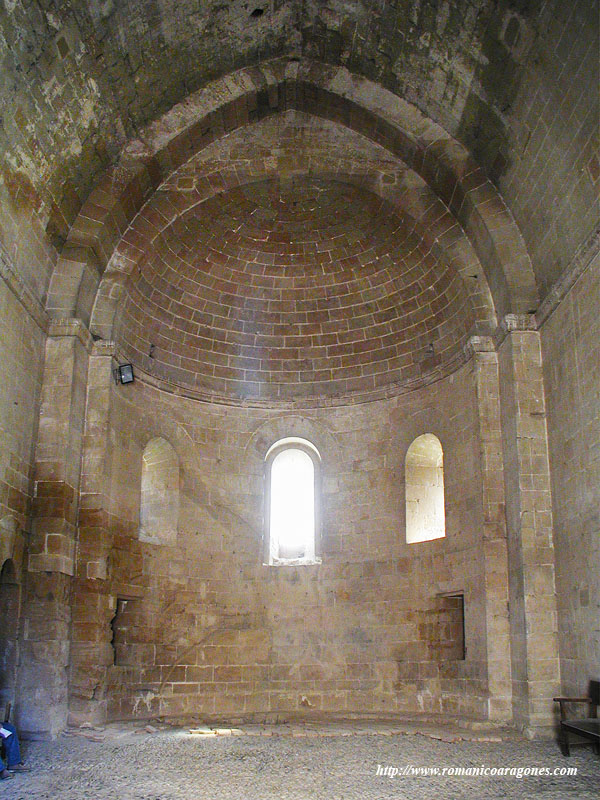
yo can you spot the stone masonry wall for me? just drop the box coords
[541,254,600,695]
[68,359,497,724]
[0,272,46,710]
[0,276,45,537]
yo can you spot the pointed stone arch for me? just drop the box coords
[45,58,536,337]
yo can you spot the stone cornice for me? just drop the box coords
[493,313,538,349]
[466,335,496,357]
[91,339,116,357]
[47,317,95,353]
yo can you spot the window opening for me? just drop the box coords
[405,433,445,543]
[265,438,321,565]
[140,437,179,545]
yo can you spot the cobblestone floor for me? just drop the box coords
[1,720,598,800]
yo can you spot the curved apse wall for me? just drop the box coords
[75,358,491,722]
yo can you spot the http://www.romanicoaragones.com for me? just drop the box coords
[375,763,578,779]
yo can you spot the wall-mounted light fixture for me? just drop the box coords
[113,362,134,385]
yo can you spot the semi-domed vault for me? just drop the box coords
[111,113,484,404]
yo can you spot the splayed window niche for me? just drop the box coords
[265,438,322,566]
[139,437,179,546]
[405,433,445,544]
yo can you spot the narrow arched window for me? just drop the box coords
[140,437,179,545]
[405,433,445,544]
[265,438,321,565]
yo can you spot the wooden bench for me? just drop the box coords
[554,680,600,756]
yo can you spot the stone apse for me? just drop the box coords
[0,33,596,744]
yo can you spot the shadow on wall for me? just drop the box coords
[0,558,20,710]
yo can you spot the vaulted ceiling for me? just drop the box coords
[113,111,481,403]
[0,0,597,314]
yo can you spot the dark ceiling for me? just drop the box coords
[0,0,598,304]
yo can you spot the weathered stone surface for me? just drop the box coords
[66,361,495,723]
[542,253,600,696]
[8,721,600,799]
[0,0,597,756]
[1,2,596,307]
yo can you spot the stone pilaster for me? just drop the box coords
[69,342,116,725]
[470,336,512,722]
[497,316,561,735]
[18,319,91,737]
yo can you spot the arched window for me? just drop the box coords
[139,437,179,545]
[405,433,445,544]
[265,438,321,565]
